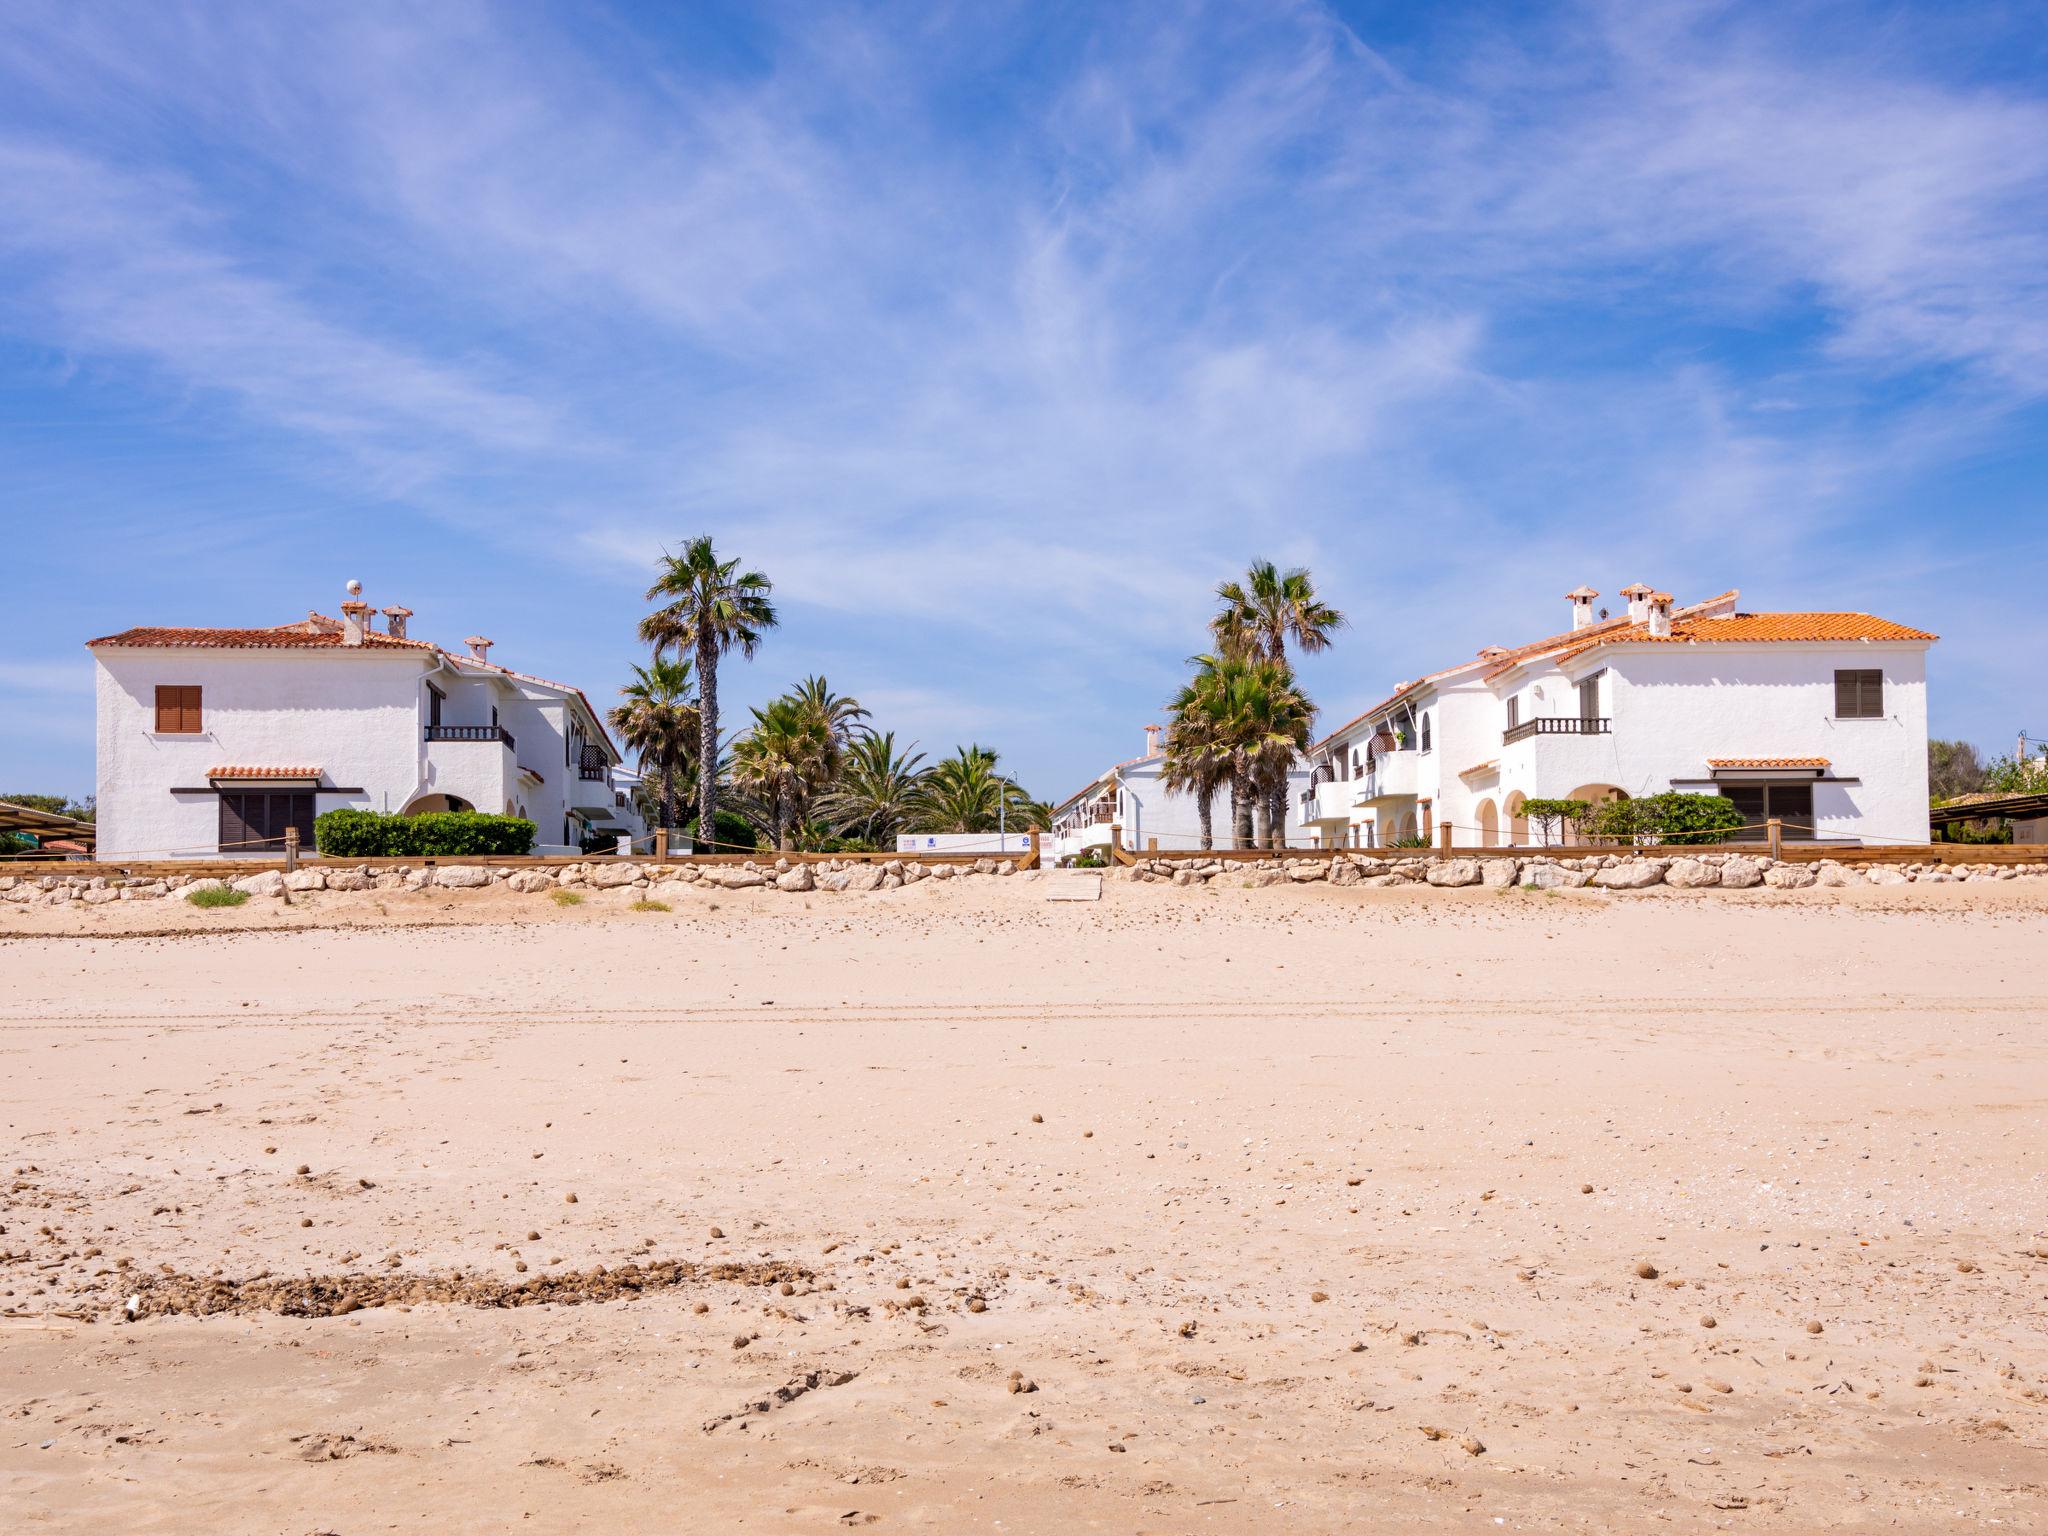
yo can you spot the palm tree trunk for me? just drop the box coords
[1267,782,1286,850]
[1254,793,1271,848]
[776,783,793,854]
[1233,768,1255,849]
[697,630,718,847]
[1197,782,1213,851]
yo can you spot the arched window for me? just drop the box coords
[1419,713,1433,752]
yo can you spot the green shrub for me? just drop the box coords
[1519,798,1590,844]
[187,886,249,908]
[314,808,535,857]
[683,809,759,854]
[629,898,671,912]
[1581,792,1746,846]
[1386,833,1432,849]
[549,888,584,906]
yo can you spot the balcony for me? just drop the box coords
[426,723,516,751]
[1503,716,1609,746]
[1299,777,1361,823]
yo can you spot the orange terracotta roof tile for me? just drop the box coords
[1707,757,1830,769]
[206,765,323,779]
[1557,611,1936,662]
[88,618,433,650]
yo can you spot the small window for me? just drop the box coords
[1419,713,1433,752]
[426,683,445,727]
[1505,696,1519,729]
[1835,669,1883,719]
[154,684,202,734]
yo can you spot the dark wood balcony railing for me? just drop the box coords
[1503,716,1609,746]
[579,766,608,781]
[425,724,515,750]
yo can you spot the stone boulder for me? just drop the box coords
[1762,863,1815,889]
[1591,861,1664,890]
[231,870,287,898]
[1288,862,1328,882]
[1479,858,1520,889]
[586,863,644,889]
[1328,860,1362,887]
[1425,859,1482,887]
[1521,863,1588,890]
[184,877,229,895]
[1813,863,1862,887]
[1662,857,1718,889]
[283,868,326,892]
[432,865,491,889]
[507,870,556,894]
[775,865,815,893]
[1865,865,1910,885]
[326,867,374,891]
[1718,857,1765,889]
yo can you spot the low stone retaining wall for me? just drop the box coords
[1121,850,2048,890]
[0,856,1023,907]
[7,849,2047,908]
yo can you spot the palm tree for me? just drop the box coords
[791,675,871,745]
[910,745,1047,836]
[1211,561,1342,845]
[1181,653,1315,849]
[639,537,778,843]
[607,657,699,835]
[1161,677,1230,851]
[730,694,839,852]
[822,731,928,846]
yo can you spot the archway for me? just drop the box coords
[402,793,474,815]
[1504,791,1527,846]
[1476,797,1499,847]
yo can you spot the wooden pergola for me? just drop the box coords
[1928,792,2048,829]
[0,800,98,853]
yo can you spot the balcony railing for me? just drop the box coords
[579,766,608,781]
[426,724,515,750]
[1503,716,1609,746]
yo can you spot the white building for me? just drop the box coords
[1048,725,1312,861]
[1296,585,1936,850]
[88,587,643,858]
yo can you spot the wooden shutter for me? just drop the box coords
[1835,669,1881,718]
[155,685,201,733]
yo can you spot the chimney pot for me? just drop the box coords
[1144,723,1163,756]
[381,605,412,640]
[1565,586,1599,631]
[465,635,493,663]
[339,599,369,647]
[1646,591,1674,639]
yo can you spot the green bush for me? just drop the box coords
[314,808,536,857]
[187,886,249,908]
[1519,798,1590,843]
[1581,792,1747,846]
[683,809,759,853]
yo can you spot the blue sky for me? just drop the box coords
[3,0,2045,804]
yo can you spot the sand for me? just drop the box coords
[3,878,2047,1531]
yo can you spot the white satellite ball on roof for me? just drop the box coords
[346,579,363,596]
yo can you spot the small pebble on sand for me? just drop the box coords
[1634,1261,1658,1280]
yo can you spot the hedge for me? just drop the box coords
[314,808,536,857]
[684,809,759,853]
[1581,792,1747,846]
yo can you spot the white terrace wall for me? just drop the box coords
[94,649,429,859]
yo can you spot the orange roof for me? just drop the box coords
[1557,611,1936,662]
[88,614,433,651]
[206,765,323,779]
[1707,757,1830,769]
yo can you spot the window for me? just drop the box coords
[153,685,202,734]
[1419,713,1433,753]
[1717,783,1815,841]
[426,683,445,728]
[1578,676,1600,722]
[1505,695,1519,729]
[1835,669,1883,719]
[218,790,313,853]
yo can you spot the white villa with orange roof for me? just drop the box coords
[1296,584,1935,849]
[88,584,642,858]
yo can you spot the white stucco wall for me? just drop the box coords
[93,649,430,858]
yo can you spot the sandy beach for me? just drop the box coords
[4,878,2046,1531]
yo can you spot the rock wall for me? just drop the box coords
[4,850,2044,908]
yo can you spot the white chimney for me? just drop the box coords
[1144,723,1163,756]
[1646,591,1674,638]
[381,605,412,640]
[1620,582,1654,624]
[340,600,368,647]
[1566,586,1599,631]
[466,635,493,663]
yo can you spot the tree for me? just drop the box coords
[1927,739,1988,802]
[1582,792,1745,846]
[1210,561,1340,845]
[730,693,838,852]
[639,537,778,846]
[790,675,871,745]
[1520,797,1589,846]
[1160,682,1230,851]
[606,658,699,834]
[822,731,928,846]
[1178,653,1314,849]
[1980,752,2048,796]
[909,745,1047,835]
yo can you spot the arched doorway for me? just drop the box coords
[1476,798,1499,847]
[1503,791,1527,845]
[402,793,474,815]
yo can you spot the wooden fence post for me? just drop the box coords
[1438,819,1453,853]
[283,825,299,872]
[1767,818,1783,860]
[1147,837,1158,852]
[1023,829,1041,871]
[654,827,670,863]
[1109,823,1135,866]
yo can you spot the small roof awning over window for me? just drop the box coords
[1705,757,1831,781]
[207,766,323,785]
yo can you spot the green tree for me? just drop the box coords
[607,657,699,834]
[1160,684,1230,852]
[790,675,871,744]
[639,537,778,845]
[1179,653,1314,849]
[1981,752,2048,795]
[1520,797,1589,846]
[821,731,928,845]
[730,693,840,853]
[1209,561,1341,844]
[909,745,1047,835]
[1927,739,1988,802]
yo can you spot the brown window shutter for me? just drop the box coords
[156,685,202,732]
[155,685,175,732]
[1834,670,1856,718]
